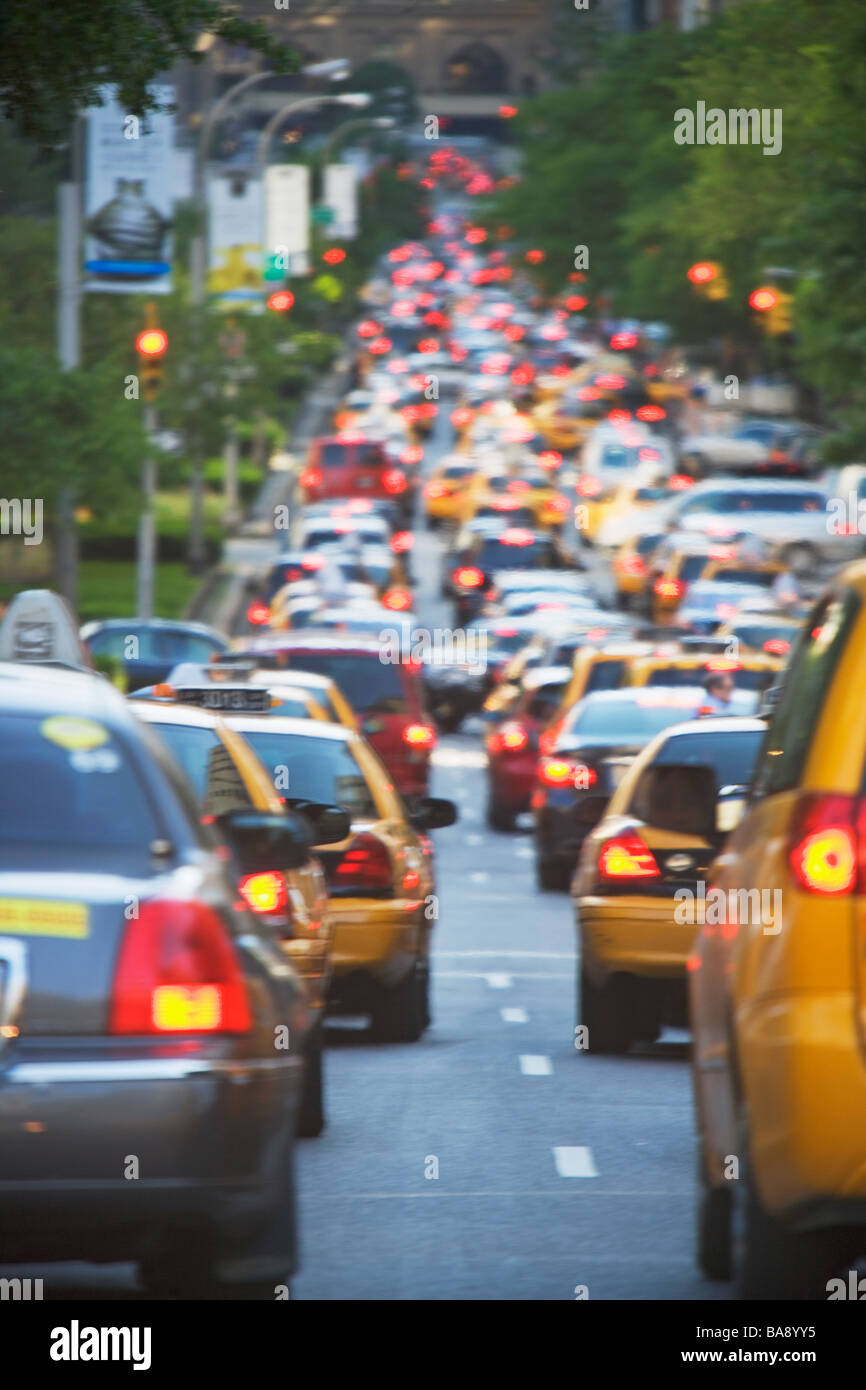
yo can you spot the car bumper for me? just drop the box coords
[328,897,425,980]
[0,1050,302,1264]
[577,894,696,983]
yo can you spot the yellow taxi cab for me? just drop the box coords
[532,390,603,453]
[207,715,458,1042]
[647,536,719,620]
[250,667,359,731]
[700,557,788,588]
[423,456,480,529]
[461,469,570,532]
[612,530,670,608]
[481,638,545,720]
[131,699,343,1136]
[690,563,866,1297]
[539,643,653,755]
[626,647,783,696]
[572,714,765,1052]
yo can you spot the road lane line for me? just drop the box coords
[501,1007,529,1023]
[520,1054,552,1075]
[485,972,512,989]
[436,951,572,959]
[553,1146,599,1178]
[437,971,570,980]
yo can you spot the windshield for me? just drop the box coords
[642,728,763,792]
[645,666,773,692]
[560,692,708,745]
[274,651,409,715]
[242,730,378,818]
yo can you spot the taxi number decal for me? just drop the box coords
[40,716,110,751]
[0,899,90,938]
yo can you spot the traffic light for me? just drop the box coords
[749,286,778,312]
[766,290,794,336]
[267,289,295,312]
[687,261,729,300]
[136,307,167,401]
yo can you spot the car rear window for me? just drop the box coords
[277,651,409,715]
[713,568,776,588]
[561,693,705,746]
[645,665,773,692]
[144,722,258,818]
[0,713,162,851]
[478,537,553,571]
[585,659,627,693]
[642,728,763,793]
[681,554,710,580]
[242,731,378,818]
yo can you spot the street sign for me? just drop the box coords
[312,205,335,225]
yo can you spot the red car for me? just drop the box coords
[229,634,435,802]
[483,665,571,831]
[299,434,410,519]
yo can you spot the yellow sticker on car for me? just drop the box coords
[40,716,109,752]
[0,899,90,938]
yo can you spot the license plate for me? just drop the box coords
[0,898,89,938]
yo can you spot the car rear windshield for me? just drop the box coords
[681,554,710,580]
[478,537,553,571]
[0,712,162,851]
[321,442,384,469]
[585,659,627,693]
[645,665,773,692]
[643,728,763,792]
[241,730,378,819]
[276,651,409,715]
[713,568,776,587]
[560,694,707,745]
[145,722,259,819]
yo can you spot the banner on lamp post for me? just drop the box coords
[323,164,359,240]
[265,164,310,277]
[207,176,264,310]
[84,84,174,293]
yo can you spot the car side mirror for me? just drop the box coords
[573,794,609,827]
[283,799,351,845]
[217,809,312,873]
[410,796,458,831]
[631,763,718,840]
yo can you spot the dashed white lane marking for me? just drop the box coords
[438,971,570,980]
[554,1146,599,1178]
[520,1054,552,1075]
[485,972,512,989]
[515,846,534,859]
[466,833,484,845]
[469,871,489,883]
[501,1007,529,1023]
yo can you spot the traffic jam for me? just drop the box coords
[3,142,866,1320]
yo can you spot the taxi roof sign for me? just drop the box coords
[0,590,93,670]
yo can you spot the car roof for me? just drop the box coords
[0,660,132,721]
[234,632,387,654]
[652,715,766,738]
[80,617,223,638]
[215,714,352,743]
[130,700,225,729]
[687,477,825,496]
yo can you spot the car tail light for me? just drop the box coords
[668,474,694,491]
[618,555,646,578]
[300,467,322,489]
[452,408,474,427]
[383,588,412,611]
[425,481,448,499]
[492,721,529,753]
[500,528,534,546]
[455,566,484,588]
[383,468,407,494]
[654,578,684,600]
[577,474,602,498]
[391,531,414,553]
[538,450,562,469]
[302,554,325,571]
[403,723,435,749]
[247,601,271,626]
[538,758,594,788]
[110,900,252,1034]
[402,446,424,465]
[548,495,570,516]
[598,832,660,882]
[636,404,666,422]
[705,657,741,672]
[329,833,393,893]
[788,793,863,896]
[238,872,288,915]
[763,638,790,655]
[607,409,632,425]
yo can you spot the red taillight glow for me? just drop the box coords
[654,578,684,599]
[247,601,271,626]
[238,872,288,915]
[403,722,435,749]
[598,832,660,881]
[383,469,407,494]
[668,474,694,491]
[455,566,484,588]
[110,900,252,1034]
[391,531,414,553]
[330,833,393,893]
[383,588,412,611]
[300,467,323,489]
[493,721,529,753]
[577,474,602,498]
[538,450,562,469]
[500,528,535,546]
[788,794,861,896]
[763,638,790,655]
[618,555,646,577]
[636,404,666,422]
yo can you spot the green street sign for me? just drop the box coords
[263,253,287,283]
[312,205,335,225]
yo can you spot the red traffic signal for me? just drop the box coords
[267,290,295,312]
[322,249,346,265]
[749,286,778,311]
[136,328,168,357]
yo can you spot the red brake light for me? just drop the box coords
[492,721,529,753]
[598,832,660,881]
[238,872,288,915]
[329,833,393,893]
[401,446,424,465]
[247,601,271,626]
[577,474,603,498]
[300,467,322,489]
[403,722,435,748]
[618,555,646,577]
[668,474,694,491]
[763,638,790,655]
[455,566,484,588]
[538,758,596,788]
[538,450,562,469]
[383,469,407,494]
[636,405,666,422]
[391,531,414,553]
[383,588,412,611]
[500,528,535,546]
[425,481,448,499]
[654,578,684,599]
[788,794,861,896]
[110,900,252,1034]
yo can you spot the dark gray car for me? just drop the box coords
[0,662,309,1298]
